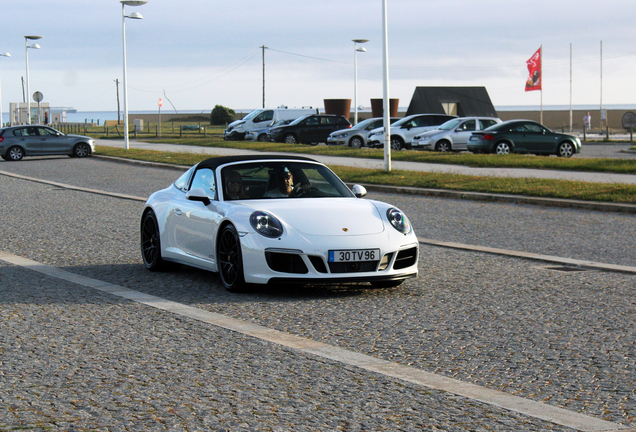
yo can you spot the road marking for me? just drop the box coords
[0,250,630,431]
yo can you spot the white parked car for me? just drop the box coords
[367,113,456,150]
[411,117,502,152]
[140,155,419,292]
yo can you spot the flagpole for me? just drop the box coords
[569,43,572,132]
[540,45,543,125]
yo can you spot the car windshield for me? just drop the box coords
[352,118,377,129]
[242,109,263,121]
[220,161,355,200]
[438,119,462,130]
[272,119,293,127]
[390,117,411,127]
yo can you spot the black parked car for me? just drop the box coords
[268,114,352,145]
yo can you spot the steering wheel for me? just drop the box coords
[290,183,317,197]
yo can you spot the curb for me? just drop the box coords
[94,155,636,214]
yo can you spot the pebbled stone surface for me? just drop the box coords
[0,158,634,430]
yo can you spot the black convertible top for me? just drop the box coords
[197,154,318,170]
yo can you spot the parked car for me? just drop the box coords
[140,155,419,292]
[224,107,317,141]
[0,125,95,161]
[467,120,582,157]
[245,119,294,142]
[367,113,457,150]
[268,114,351,145]
[327,117,399,148]
[411,117,502,152]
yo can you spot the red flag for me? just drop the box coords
[525,47,542,92]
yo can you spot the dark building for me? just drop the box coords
[406,86,497,118]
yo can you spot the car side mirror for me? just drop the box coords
[352,184,367,198]
[186,187,211,205]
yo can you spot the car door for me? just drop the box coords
[318,116,343,142]
[10,127,43,155]
[37,126,70,154]
[403,116,433,143]
[451,119,477,150]
[168,167,220,267]
[515,122,555,152]
[296,115,320,143]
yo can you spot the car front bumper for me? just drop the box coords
[223,130,246,141]
[238,231,419,286]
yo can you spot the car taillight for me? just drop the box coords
[483,134,495,140]
[0,137,4,143]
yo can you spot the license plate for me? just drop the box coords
[329,249,380,262]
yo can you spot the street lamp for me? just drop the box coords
[352,39,368,125]
[121,0,147,150]
[25,36,42,125]
[0,52,10,127]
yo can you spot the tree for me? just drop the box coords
[210,105,236,125]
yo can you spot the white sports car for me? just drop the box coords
[140,155,419,292]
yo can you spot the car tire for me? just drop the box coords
[557,142,574,158]
[257,134,268,142]
[284,133,297,144]
[218,224,247,292]
[6,146,24,161]
[435,140,451,152]
[494,142,511,155]
[371,280,404,288]
[390,136,404,151]
[349,136,363,149]
[72,143,91,158]
[140,210,176,271]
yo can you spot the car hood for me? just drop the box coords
[66,134,94,141]
[249,198,385,236]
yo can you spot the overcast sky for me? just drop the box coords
[1,0,634,113]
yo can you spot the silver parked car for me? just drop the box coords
[0,125,95,161]
[326,117,399,148]
[411,117,502,152]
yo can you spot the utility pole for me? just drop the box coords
[261,45,267,108]
[115,79,121,124]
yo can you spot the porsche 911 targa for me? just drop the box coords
[140,155,419,292]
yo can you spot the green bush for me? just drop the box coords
[210,105,236,125]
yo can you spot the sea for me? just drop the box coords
[0,109,212,126]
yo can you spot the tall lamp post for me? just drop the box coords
[0,52,10,127]
[352,39,368,125]
[24,36,42,125]
[121,0,147,150]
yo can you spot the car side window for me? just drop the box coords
[457,120,476,131]
[13,127,38,137]
[413,117,430,127]
[253,110,273,123]
[525,123,544,133]
[174,166,195,192]
[479,120,497,129]
[303,116,319,126]
[189,168,217,199]
[38,127,58,136]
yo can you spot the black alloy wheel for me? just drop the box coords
[141,211,171,271]
[218,224,246,292]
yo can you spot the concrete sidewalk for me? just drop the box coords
[96,139,636,185]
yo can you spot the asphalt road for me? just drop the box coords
[0,157,634,431]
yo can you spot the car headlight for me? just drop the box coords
[331,132,349,139]
[386,208,411,234]
[250,211,284,238]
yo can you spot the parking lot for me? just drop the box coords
[0,157,634,431]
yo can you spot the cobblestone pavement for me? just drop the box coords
[0,158,634,431]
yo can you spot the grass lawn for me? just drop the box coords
[96,145,636,204]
